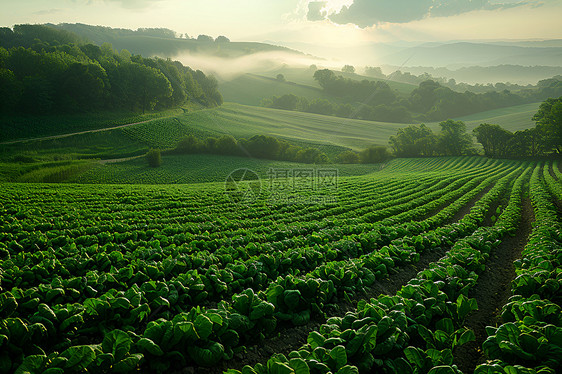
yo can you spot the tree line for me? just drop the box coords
[364,65,562,94]
[473,97,561,157]
[389,97,561,158]
[172,134,330,164]
[304,69,562,123]
[0,25,222,114]
[170,134,391,165]
[262,94,354,119]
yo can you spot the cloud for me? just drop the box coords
[430,0,527,17]
[309,0,528,27]
[307,1,328,21]
[92,0,164,9]
[33,9,63,15]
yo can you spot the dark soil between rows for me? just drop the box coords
[421,183,493,223]
[188,185,501,374]
[453,198,534,373]
[546,164,562,212]
[190,246,450,374]
[446,185,493,225]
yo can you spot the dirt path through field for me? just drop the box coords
[0,116,174,145]
[453,198,534,373]
[98,155,144,164]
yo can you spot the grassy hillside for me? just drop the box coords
[2,101,539,162]
[0,109,183,143]
[176,103,400,150]
[220,68,417,106]
[449,102,541,131]
[219,74,329,106]
[1,100,540,184]
[174,102,538,150]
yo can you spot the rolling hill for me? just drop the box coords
[52,23,303,59]
[1,100,541,184]
[219,67,418,106]
[175,102,540,150]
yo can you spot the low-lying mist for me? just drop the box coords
[171,51,329,81]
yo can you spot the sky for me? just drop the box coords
[1,0,561,47]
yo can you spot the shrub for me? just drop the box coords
[359,146,391,164]
[146,149,162,167]
[175,135,203,154]
[336,150,360,164]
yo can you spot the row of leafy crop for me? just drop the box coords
[542,161,562,201]
[380,156,484,174]
[0,160,502,245]
[0,164,515,324]
[266,157,505,224]
[0,163,511,295]
[3,158,516,258]
[475,163,562,374]
[4,161,512,298]
[331,159,504,222]
[223,161,532,374]
[0,157,504,233]
[0,164,526,372]
[0,168,507,343]
[553,160,562,181]
[0,174,440,241]
[0,163,512,300]
[0,160,519,358]
[0,158,509,252]
[277,176,443,223]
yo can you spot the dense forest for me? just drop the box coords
[264,69,562,123]
[0,25,222,115]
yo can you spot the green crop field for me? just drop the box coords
[1,157,561,373]
[73,154,380,184]
[0,109,184,143]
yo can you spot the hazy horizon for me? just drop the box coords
[2,0,561,47]
[3,1,562,85]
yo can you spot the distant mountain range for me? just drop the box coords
[276,40,562,69]
[382,41,562,67]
